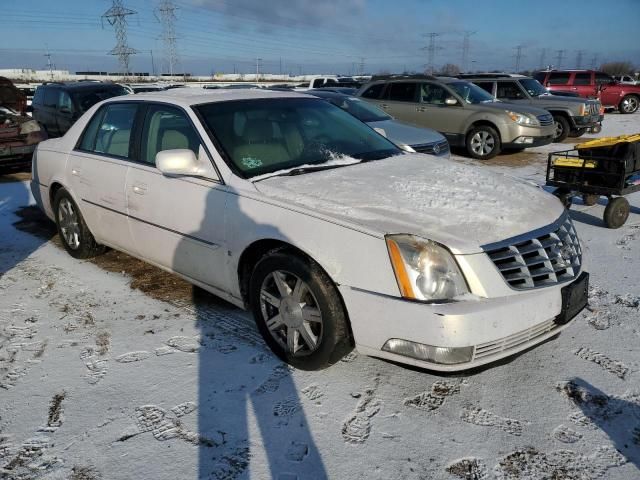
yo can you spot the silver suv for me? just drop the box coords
[356,75,555,160]
[459,74,602,142]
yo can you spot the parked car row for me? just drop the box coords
[31,88,589,372]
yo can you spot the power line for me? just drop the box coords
[102,0,138,75]
[555,49,565,69]
[155,0,179,76]
[461,31,476,72]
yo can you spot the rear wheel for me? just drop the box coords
[53,188,105,259]
[465,125,501,160]
[249,251,352,370]
[619,95,639,114]
[552,115,570,142]
[603,197,630,229]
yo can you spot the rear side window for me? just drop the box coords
[595,72,614,85]
[496,81,526,100]
[532,72,546,83]
[44,88,58,107]
[360,83,385,99]
[33,87,45,105]
[79,103,137,159]
[474,82,495,95]
[547,73,571,85]
[140,105,202,165]
[387,82,418,102]
[573,73,591,85]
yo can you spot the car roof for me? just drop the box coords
[307,90,350,100]
[41,82,125,91]
[107,87,314,107]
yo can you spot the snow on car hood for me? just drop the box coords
[254,154,564,254]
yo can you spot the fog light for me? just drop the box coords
[514,136,534,144]
[382,338,473,365]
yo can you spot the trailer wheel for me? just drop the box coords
[554,188,573,209]
[582,194,599,206]
[603,197,630,229]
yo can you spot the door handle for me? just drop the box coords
[132,183,148,195]
[71,168,81,176]
[380,104,389,109]
[572,87,578,90]
[416,106,426,112]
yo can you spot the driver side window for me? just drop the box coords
[420,83,448,105]
[496,82,525,100]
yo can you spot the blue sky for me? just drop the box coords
[1,0,639,75]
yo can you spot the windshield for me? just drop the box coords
[448,81,494,104]
[519,78,548,97]
[72,86,129,113]
[331,96,391,122]
[196,97,401,179]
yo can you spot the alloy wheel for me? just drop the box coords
[621,97,638,113]
[259,270,323,356]
[554,120,564,139]
[58,198,81,250]
[470,131,495,156]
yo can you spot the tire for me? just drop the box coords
[249,251,352,370]
[552,115,571,142]
[53,188,106,259]
[554,188,573,209]
[603,197,630,229]
[619,95,639,114]
[582,194,599,206]
[569,128,586,138]
[465,125,501,160]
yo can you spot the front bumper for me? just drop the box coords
[503,134,554,149]
[0,143,36,163]
[573,114,600,128]
[341,274,585,372]
[500,123,556,148]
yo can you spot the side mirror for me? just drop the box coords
[156,148,217,180]
[445,97,458,106]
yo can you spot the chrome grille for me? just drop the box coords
[588,102,599,115]
[412,140,450,156]
[474,319,557,360]
[537,114,553,126]
[484,214,582,290]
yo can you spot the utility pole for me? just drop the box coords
[461,31,476,73]
[255,57,262,82]
[102,0,138,76]
[150,50,156,77]
[538,48,547,70]
[44,46,54,80]
[575,50,584,69]
[513,45,524,72]
[155,0,179,78]
[422,33,440,75]
[555,49,565,69]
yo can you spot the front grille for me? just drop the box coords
[537,114,554,126]
[484,214,582,290]
[588,103,599,115]
[474,319,557,360]
[412,140,450,156]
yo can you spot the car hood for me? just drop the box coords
[367,119,446,147]
[533,94,598,107]
[479,101,551,117]
[254,154,564,254]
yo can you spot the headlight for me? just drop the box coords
[506,110,539,126]
[386,235,468,302]
[19,120,41,135]
[397,144,416,153]
[579,104,591,116]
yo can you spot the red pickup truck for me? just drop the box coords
[534,70,640,114]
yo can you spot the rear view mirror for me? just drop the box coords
[156,148,218,180]
[445,97,458,106]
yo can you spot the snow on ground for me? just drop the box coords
[0,113,639,480]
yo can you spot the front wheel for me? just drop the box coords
[53,188,105,259]
[465,125,501,160]
[569,128,586,138]
[249,251,352,370]
[603,197,630,228]
[619,95,639,114]
[552,115,570,142]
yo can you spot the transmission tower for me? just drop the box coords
[461,31,476,73]
[422,33,440,74]
[575,50,585,69]
[102,0,138,76]
[590,54,599,69]
[359,57,366,75]
[44,46,55,80]
[155,0,179,77]
[538,48,547,69]
[513,45,524,72]
[555,49,565,69]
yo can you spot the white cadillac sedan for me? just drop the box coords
[31,89,589,371]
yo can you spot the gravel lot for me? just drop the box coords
[1,113,639,480]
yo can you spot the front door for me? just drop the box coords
[67,102,138,252]
[125,103,229,291]
[416,82,468,141]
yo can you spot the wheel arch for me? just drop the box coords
[466,120,502,142]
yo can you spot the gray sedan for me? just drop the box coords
[309,90,449,157]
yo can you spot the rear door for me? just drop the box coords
[544,72,572,94]
[572,72,596,98]
[381,82,421,126]
[125,103,229,290]
[495,80,531,106]
[68,102,138,252]
[55,90,76,136]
